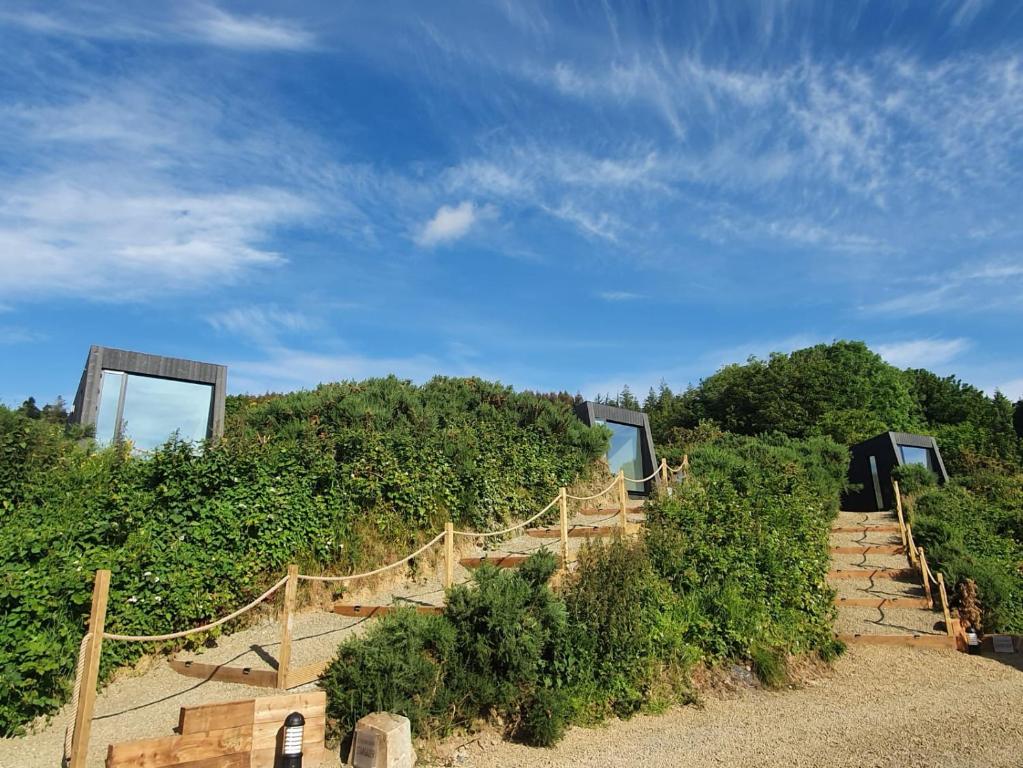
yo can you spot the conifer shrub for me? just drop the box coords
[890,462,938,495]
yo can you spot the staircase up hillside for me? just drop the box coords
[830,509,957,649]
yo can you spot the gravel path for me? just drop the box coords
[458,646,1023,768]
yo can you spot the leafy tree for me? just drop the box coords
[1015,399,1023,440]
[17,397,40,420]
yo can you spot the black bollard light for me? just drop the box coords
[281,711,305,768]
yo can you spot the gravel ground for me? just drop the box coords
[457,646,1023,768]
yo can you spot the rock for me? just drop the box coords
[349,712,416,768]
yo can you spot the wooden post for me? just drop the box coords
[682,454,689,476]
[277,564,299,689]
[444,522,455,589]
[558,488,569,569]
[69,569,110,768]
[893,480,908,548]
[936,573,954,637]
[918,547,934,609]
[905,523,919,569]
[659,457,668,486]
[617,470,628,531]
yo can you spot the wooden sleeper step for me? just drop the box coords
[827,568,917,580]
[830,545,906,555]
[834,596,931,608]
[830,524,901,533]
[459,554,563,568]
[578,507,626,517]
[333,603,444,617]
[526,525,620,538]
[836,633,956,649]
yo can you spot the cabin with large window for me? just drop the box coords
[844,431,949,511]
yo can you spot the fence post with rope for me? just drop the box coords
[444,521,455,589]
[67,569,110,768]
[276,564,299,689]
[616,470,628,531]
[659,457,668,487]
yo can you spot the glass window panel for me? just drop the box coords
[94,371,124,445]
[597,419,645,493]
[899,445,932,469]
[119,375,213,451]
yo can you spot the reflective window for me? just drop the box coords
[899,445,933,470]
[94,371,213,451]
[597,419,645,493]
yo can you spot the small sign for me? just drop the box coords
[992,635,1016,654]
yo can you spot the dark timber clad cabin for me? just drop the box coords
[70,345,227,451]
[574,401,658,496]
[844,431,949,512]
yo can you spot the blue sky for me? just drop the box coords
[1,1,1022,406]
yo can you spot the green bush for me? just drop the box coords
[891,463,938,496]
[320,552,576,747]
[645,433,844,667]
[0,377,607,736]
[562,537,693,718]
[910,478,1023,633]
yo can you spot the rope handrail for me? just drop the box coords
[298,531,446,583]
[566,476,620,501]
[622,467,661,484]
[103,576,289,643]
[668,460,687,474]
[63,633,92,762]
[453,496,559,538]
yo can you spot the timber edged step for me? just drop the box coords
[830,525,901,533]
[837,633,956,649]
[830,545,906,555]
[332,603,444,617]
[578,507,627,517]
[835,596,931,609]
[460,554,563,569]
[827,568,917,580]
[526,525,619,538]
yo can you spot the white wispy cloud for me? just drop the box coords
[875,338,971,368]
[996,377,1023,400]
[207,306,320,343]
[867,258,1023,317]
[187,5,316,51]
[0,325,46,344]
[416,201,482,246]
[598,291,642,302]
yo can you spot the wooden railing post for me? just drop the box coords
[905,522,919,569]
[893,480,908,548]
[617,470,628,532]
[682,454,689,476]
[69,569,110,768]
[659,457,668,486]
[444,522,455,589]
[936,573,954,637]
[558,488,569,569]
[277,564,299,689]
[918,547,934,609]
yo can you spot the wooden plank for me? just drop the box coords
[827,569,917,580]
[830,545,905,555]
[106,725,252,768]
[70,569,111,768]
[837,633,956,649]
[526,525,618,538]
[286,660,330,689]
[332,604,444,617]
[178,699,255,735]
[251,691,326,723]
[168,659,277,688]
[834,597,931,608]
[577,507,620,517]
[830,525,901,533]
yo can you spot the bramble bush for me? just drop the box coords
[0,377,607,736]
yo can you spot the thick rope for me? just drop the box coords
[622,467,661,484]
[668,461,687,474]
[63,632,92,763]
[103,576,289,642]
[566,477,620,501]
[453,497,559,538]
[298,532,446,583]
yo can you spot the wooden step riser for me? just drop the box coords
[837,633,956,649]
[831,545,906,555]
[830,525,901,533]
[333,604,444,617]
[835,597,931,609]
[459,556,564,569]
[827,569,917,580]
[526,526,620,538]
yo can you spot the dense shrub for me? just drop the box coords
[321,553,576,747]
[0,377,607,736]
[562,537,694,718]
[910,474,1023,633]
[645,433,845,668]
[890,463,938,495]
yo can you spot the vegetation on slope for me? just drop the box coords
[321,430,846,746]
[0,377,607,736]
